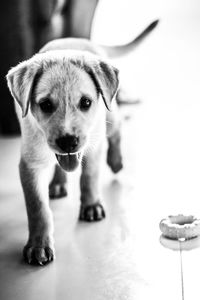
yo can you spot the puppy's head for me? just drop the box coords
[6,50,119,171]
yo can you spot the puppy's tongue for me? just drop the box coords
[56,153,80,172]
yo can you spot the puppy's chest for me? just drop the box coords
[22,136,56,168]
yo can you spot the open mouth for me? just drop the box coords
[55,152,82,172]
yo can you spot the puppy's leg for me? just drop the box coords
[79,144,105,222]
[49,164,67,199]
[20,159,55,265]
[106,101,123,173]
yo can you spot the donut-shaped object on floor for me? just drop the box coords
[160,234,200,251]
[159,214,200,240]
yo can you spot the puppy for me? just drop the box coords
[6,20,158,265]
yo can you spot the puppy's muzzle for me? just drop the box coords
[55,134,82,172]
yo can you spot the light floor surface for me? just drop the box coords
[1,1,200,299]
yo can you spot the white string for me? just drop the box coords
[179,238,185,300]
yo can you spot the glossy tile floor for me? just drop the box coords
[1,0,200,299]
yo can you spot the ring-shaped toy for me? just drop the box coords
[160,234,200,251]
[159,214,200,240]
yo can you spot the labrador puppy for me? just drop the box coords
[6,20,158,265]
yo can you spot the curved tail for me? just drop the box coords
[101,19,159,58]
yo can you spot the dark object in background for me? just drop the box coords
[0,0,98,135]
[0,0,32,135]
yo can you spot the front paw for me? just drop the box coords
[23,238,55,266]
[79,202,106,222]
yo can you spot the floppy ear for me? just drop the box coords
[6,61,40,117]
[83,59,119,110]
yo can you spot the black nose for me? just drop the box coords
[56,134,79,153]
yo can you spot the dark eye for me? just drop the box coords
[79,96,92,111]
[39,99,55,114]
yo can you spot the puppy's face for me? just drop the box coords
[7,51,119,171]
[32,62,99,151]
